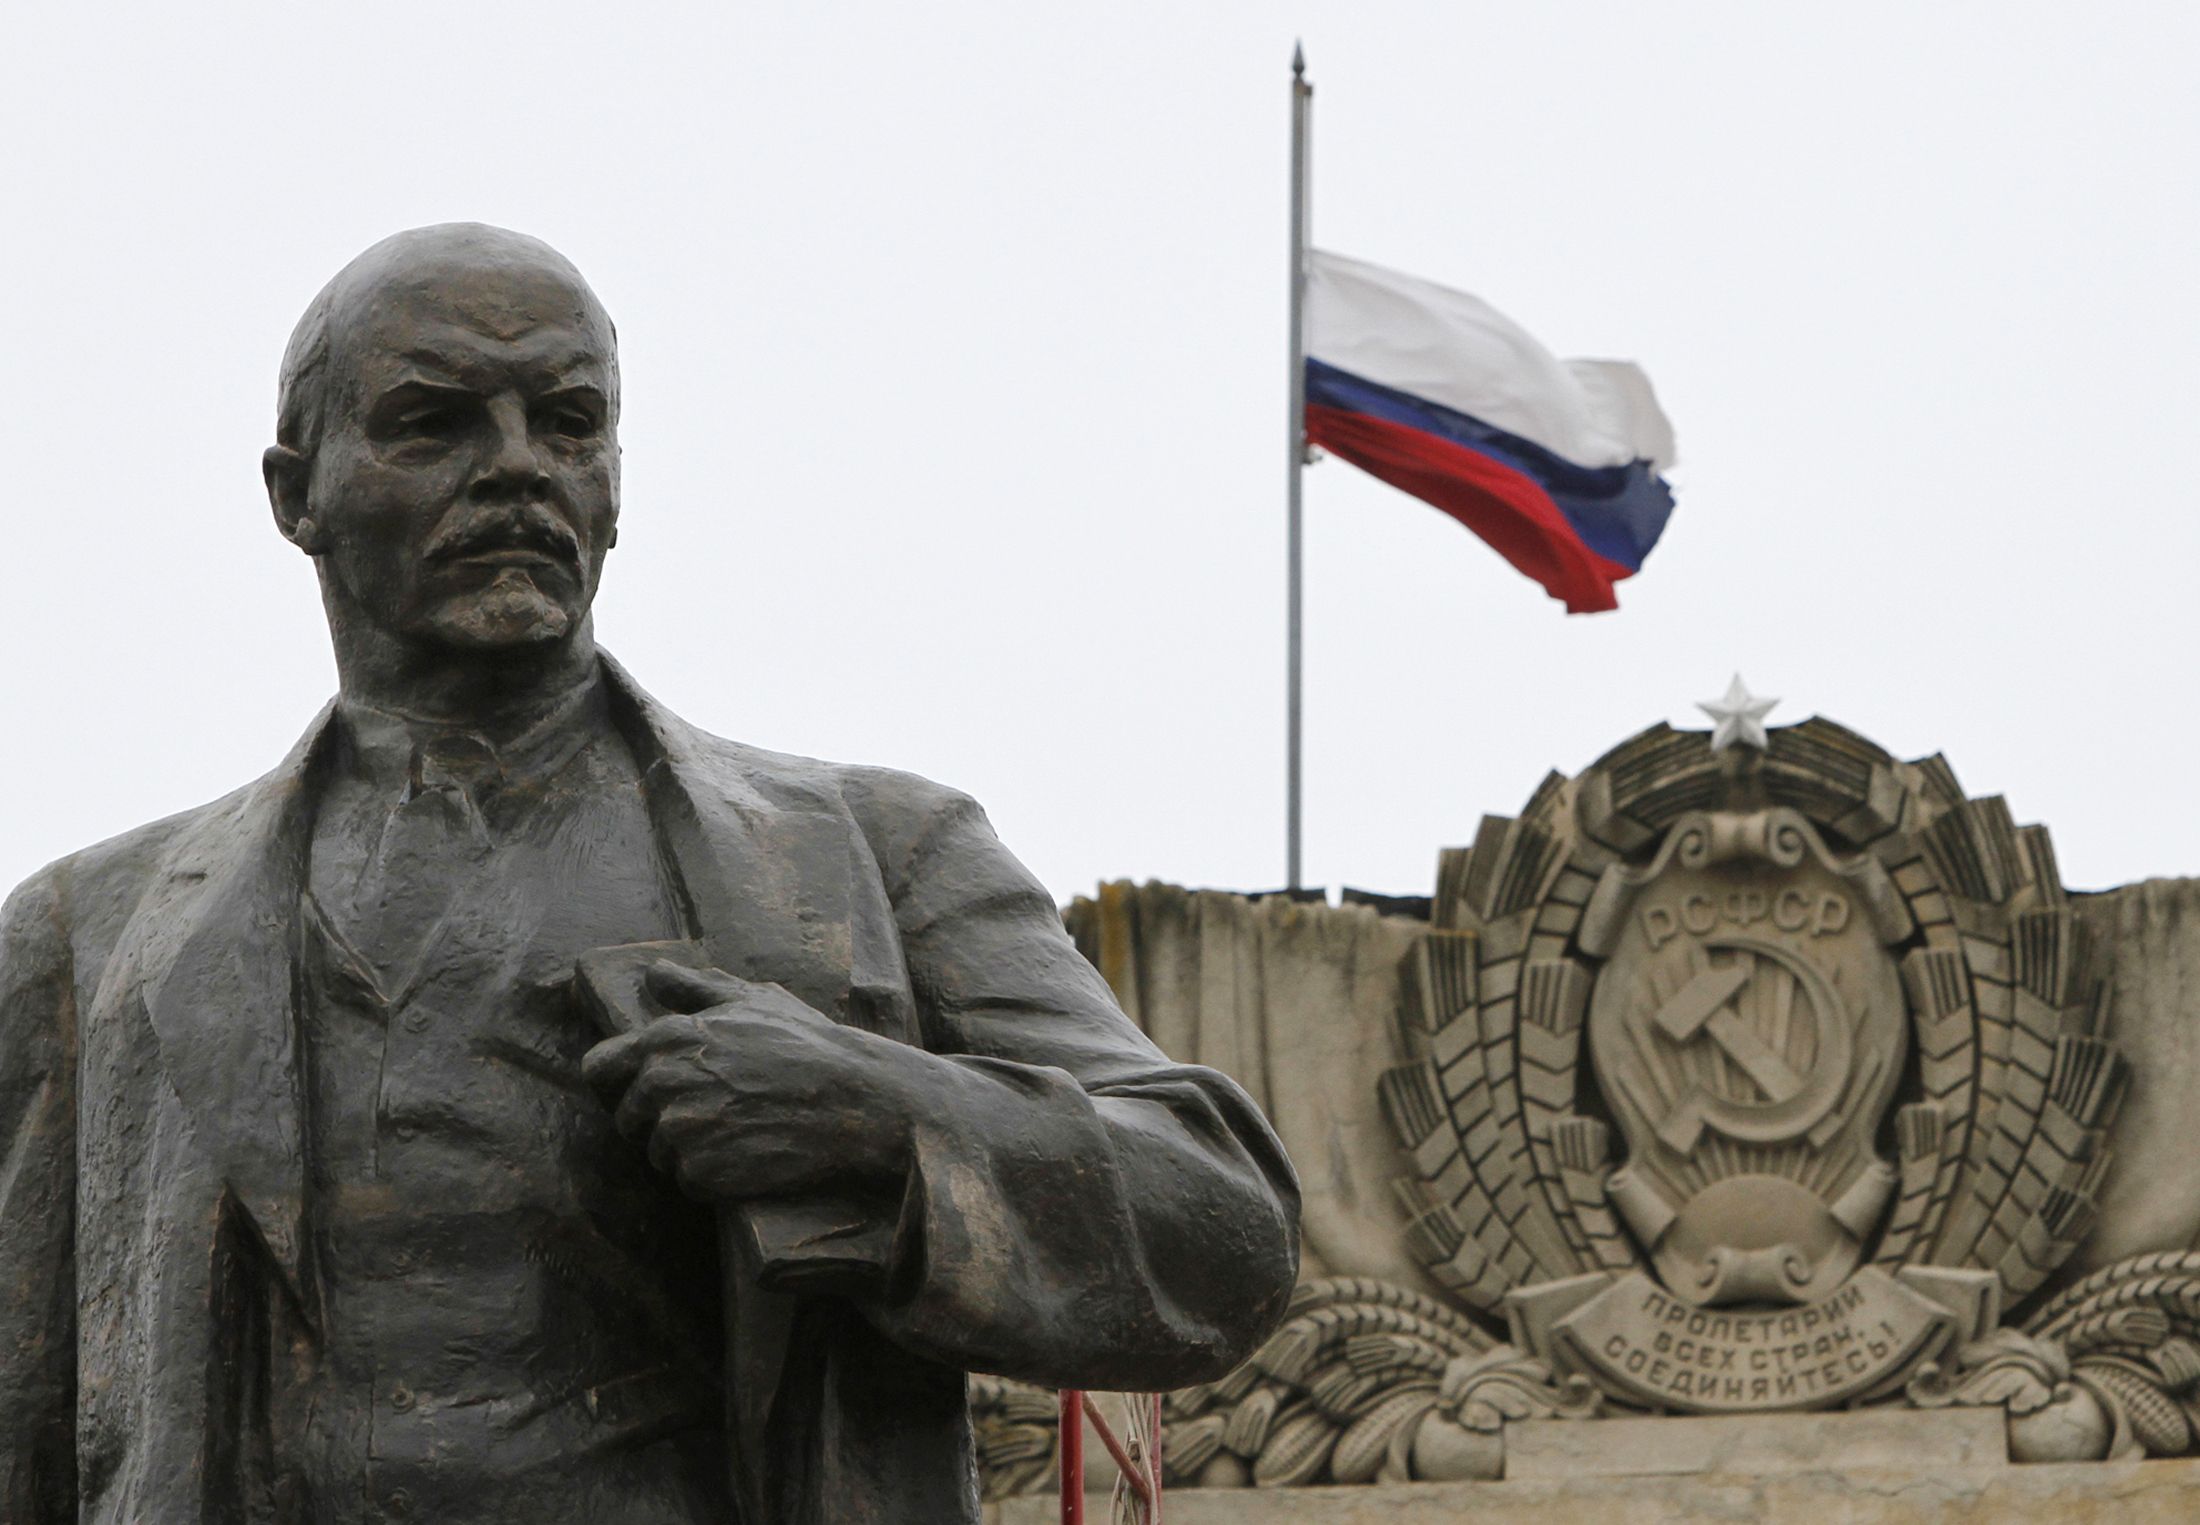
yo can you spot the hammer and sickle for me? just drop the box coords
[1651,933,1852,1152]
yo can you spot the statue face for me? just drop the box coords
[298,257,620,655]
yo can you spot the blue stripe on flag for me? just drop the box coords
[1306,358,1674,572]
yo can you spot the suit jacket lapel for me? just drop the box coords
[602,655,859,1016]
[603,656,876,1521]
[138,706,333,1313]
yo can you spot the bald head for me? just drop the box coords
[277,223,618,455]
[262,223,625,677]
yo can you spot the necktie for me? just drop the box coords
[339,732,502,992]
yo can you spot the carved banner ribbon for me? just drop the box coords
[1532,1268,1980,1413]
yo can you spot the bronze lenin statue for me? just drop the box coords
[0,225,1299,1523]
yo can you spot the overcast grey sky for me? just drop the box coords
[4,3,2194,904]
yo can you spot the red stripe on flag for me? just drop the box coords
[1306,403,1630,614]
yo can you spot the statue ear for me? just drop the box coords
[263,445,324,554]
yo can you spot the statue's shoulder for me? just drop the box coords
[1,788,234,969]
[662,716,970,834]
[613,663,970,833]
[828,757,975,833]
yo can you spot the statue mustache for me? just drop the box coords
[425,505,583,568]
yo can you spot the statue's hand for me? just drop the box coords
[581,961,919,1202]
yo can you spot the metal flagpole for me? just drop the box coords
[1286,42,1311,891]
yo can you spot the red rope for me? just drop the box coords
[1060,1390,1162,1523]
[1058,1390,1085,1525]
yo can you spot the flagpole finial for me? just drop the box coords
[1292,40,1306,78]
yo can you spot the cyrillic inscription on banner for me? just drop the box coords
[1549,1268,1957,1412]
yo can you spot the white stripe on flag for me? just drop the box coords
[1305,249,1676,472]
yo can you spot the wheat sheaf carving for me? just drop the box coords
[971,1278,1499,1495]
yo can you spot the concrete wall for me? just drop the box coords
[1068,884,1438,1299]
[2074,877,2200,1273]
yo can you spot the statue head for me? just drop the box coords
[262,224,620,669]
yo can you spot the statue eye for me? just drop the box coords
[400,404,465,437]
[549,408,598,440]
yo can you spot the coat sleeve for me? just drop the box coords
[840,771,1300,1392]
[0,869,78,1522]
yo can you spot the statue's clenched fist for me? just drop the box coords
[583,961,925,1202]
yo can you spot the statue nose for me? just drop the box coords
[471,400,550,501]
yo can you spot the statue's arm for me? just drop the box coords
[0,870,78,1522]
[843,772,1301,1392]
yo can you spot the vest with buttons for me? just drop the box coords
[276,684,730,1522]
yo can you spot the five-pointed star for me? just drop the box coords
[1698,674,1779,752]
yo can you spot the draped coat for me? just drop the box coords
[0,658,1299,1523]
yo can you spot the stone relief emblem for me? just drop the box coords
[1377,712,2152,1458]
[975,706,2200,1495]
[1585,808,1910,1311]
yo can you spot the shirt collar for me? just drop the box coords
[333,669,607,803]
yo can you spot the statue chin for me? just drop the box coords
[428,575,579,650]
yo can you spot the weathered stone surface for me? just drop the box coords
[988,1458,2200,1524]
[1503,1407,2007,1479]
[2071,878,2200,1277]
[1068,884,1437,1296]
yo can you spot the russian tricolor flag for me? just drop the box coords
[1304,250,1677,613]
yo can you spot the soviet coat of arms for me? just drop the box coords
[1379,710,2148,1439]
